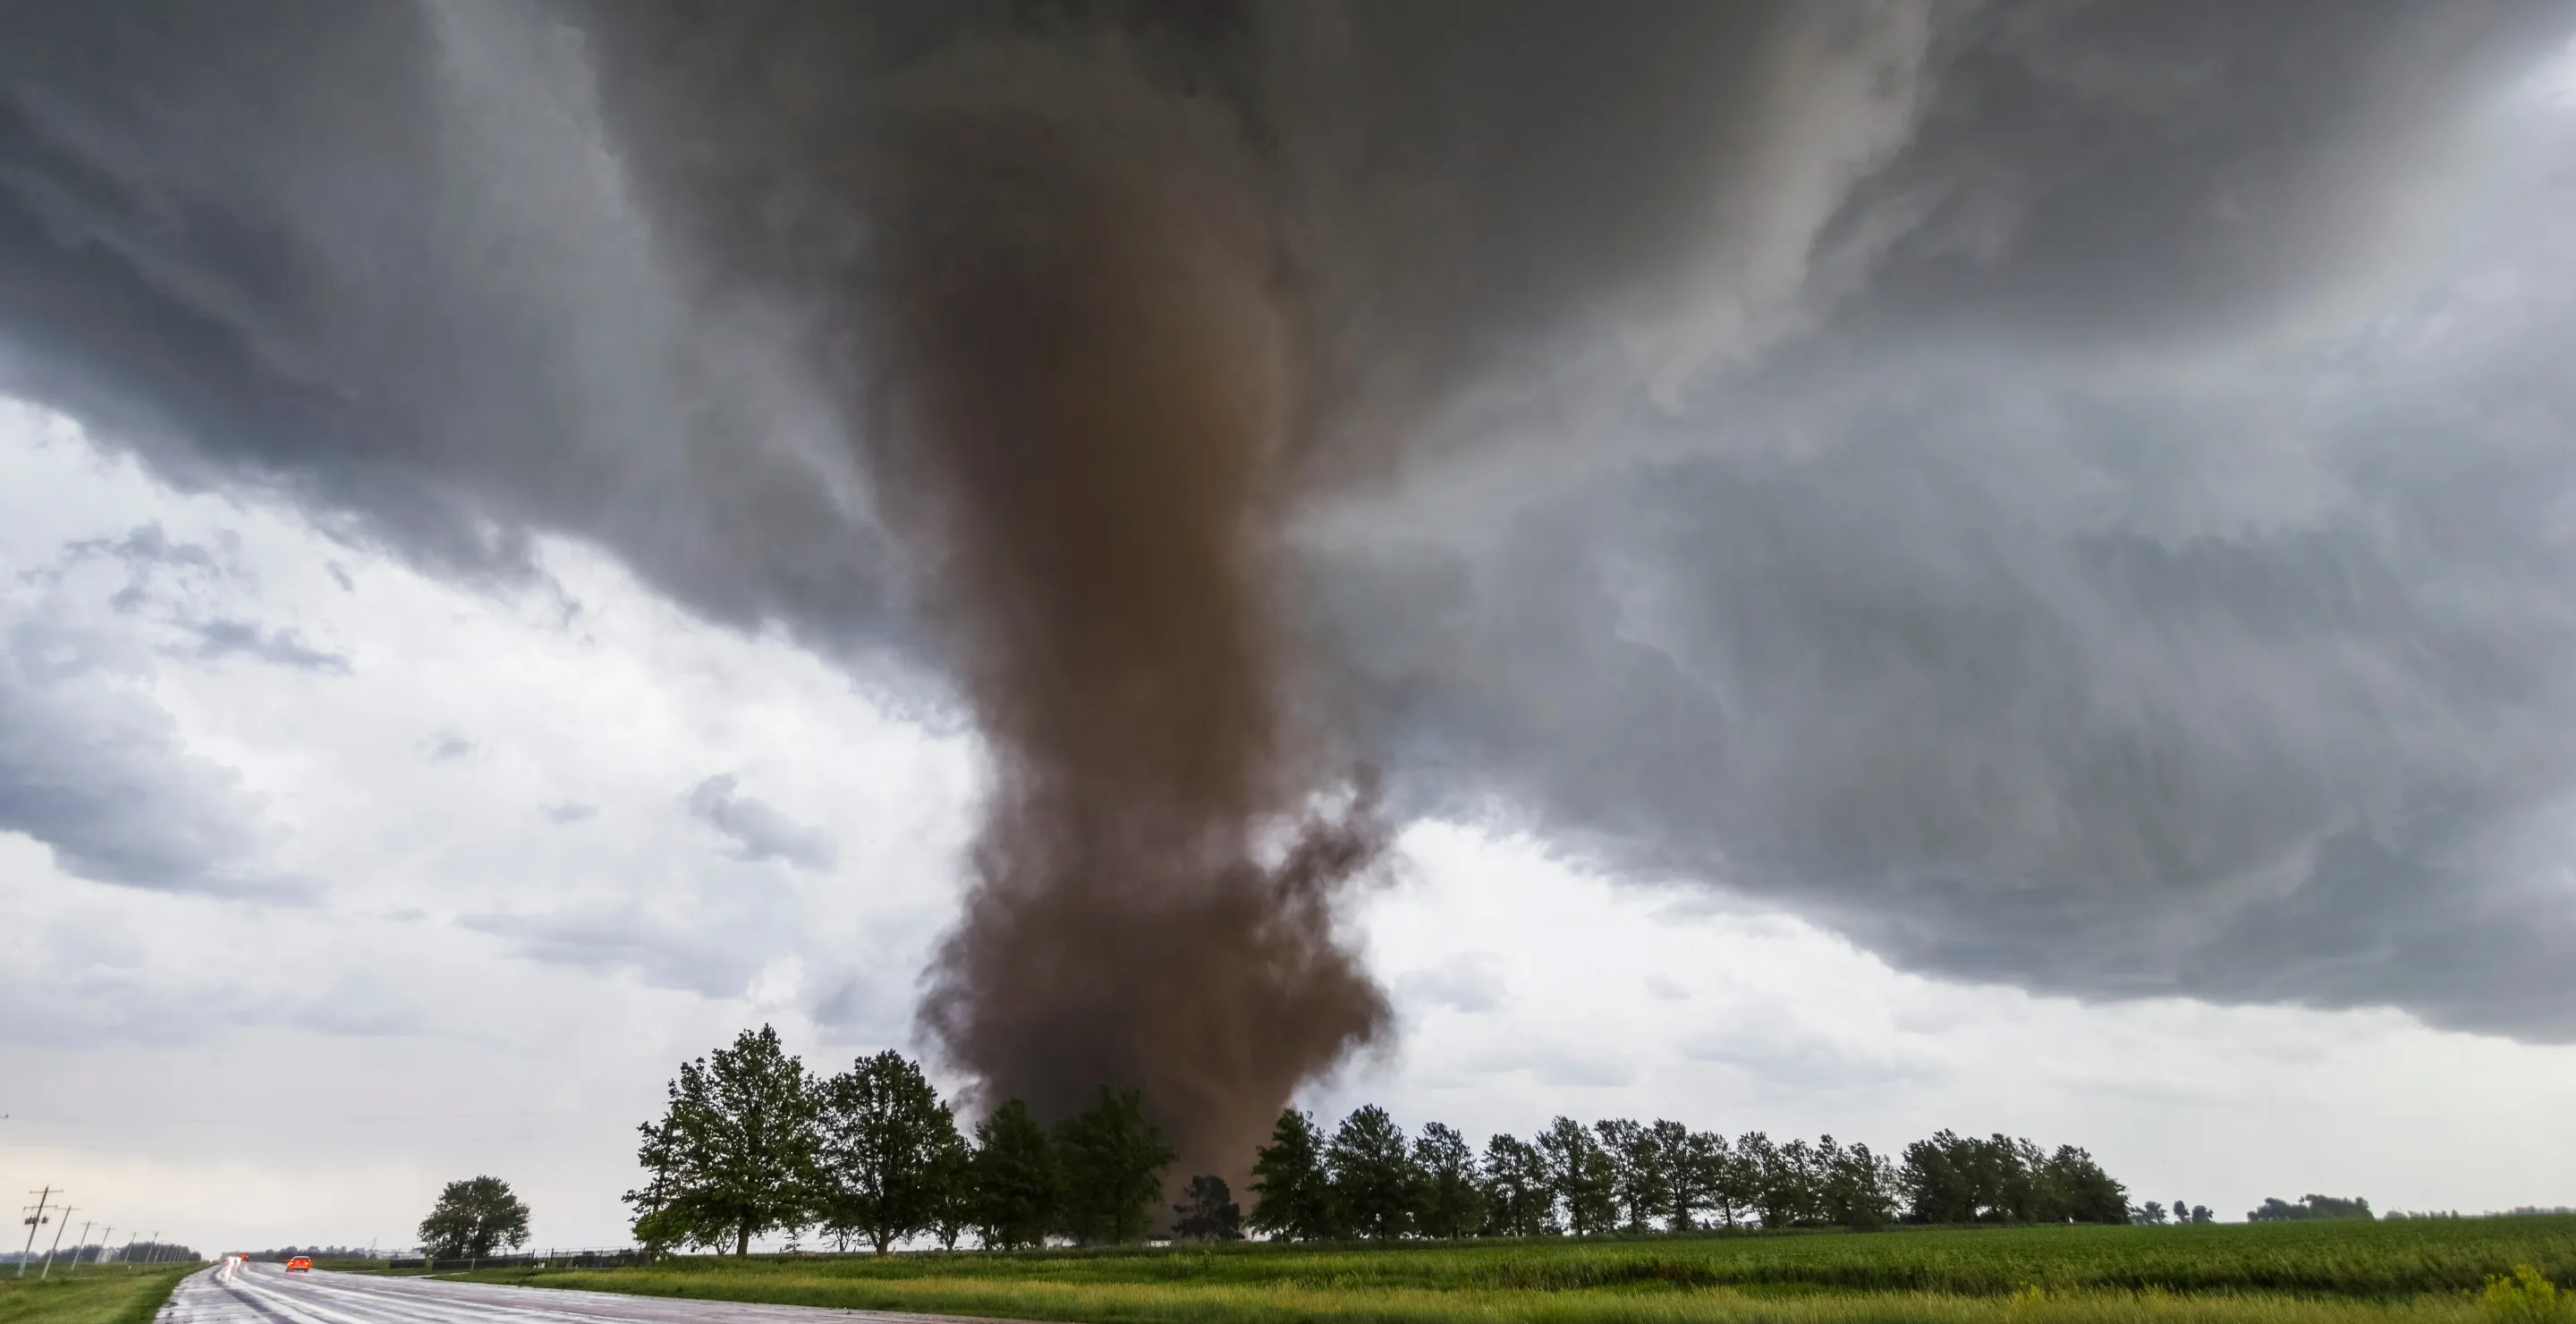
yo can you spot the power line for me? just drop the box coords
[16,1187,52,1279]
[39,1203,76,1279]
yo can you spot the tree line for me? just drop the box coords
[0,1241,197,1265]
[1244,1109,2131,1239]
[625,1027,2133,1254]
[2249,1194,2373,1222]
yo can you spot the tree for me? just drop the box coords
[970,1099,1059,1250]
[1596,1119,1674,1232]
[1672,1129,1733,1230]
[2040,1146,2129,1224]
[1738,1132,1807,1227]
[1711,1133,1761,1229]
[1898,1133,2126,1226]
[1171,1175,1245,1242]
[1413,1123,1486,1240]
[418,1176,530,1262]
[1327,1105,1422,1241]
[626,1122,689,1258]
[1054,1086,1176,1245]
[928,1126,974,1251]
[815,1051,960,1254]
[2131,1201,2168,1225]
[1249,1108,1335,1242]
[1536,1117,1616,1235]
[628,1024,819,1255]
[1898,1130,1976,1224]
[1479,1133,1555,1237]
[1816,1136,1897,1230]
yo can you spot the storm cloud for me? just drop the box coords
[4,0,2576,1110]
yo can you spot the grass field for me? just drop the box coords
[454,1216,2576,1323]
[0,1265,195,1324]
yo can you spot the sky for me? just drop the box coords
[5,2,2576,1255]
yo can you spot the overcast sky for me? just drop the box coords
[6,3,2576,1254]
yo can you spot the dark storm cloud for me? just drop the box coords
[3,0,2575,1101]
[1814,0,2574,352]
[686,774,835,873]
[1326,104,2576,1038]
[0,0,907,660]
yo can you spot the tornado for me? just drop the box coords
[862,55,1394,1178]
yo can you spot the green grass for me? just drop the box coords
[451,1217,2576,1323]
[0,1265,196,1324]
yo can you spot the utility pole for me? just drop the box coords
[68,1220,94,1277]
[97,1227,114,1273]
[145,1232,159,1265]
[120,1231,138,1272]
[17,1188,53,1279]
[40,1205,77,1279]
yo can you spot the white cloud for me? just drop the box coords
[6,384,2576,1259]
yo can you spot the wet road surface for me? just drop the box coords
[163,1259,1015,1324]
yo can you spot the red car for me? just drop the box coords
[285,1258,311,1274]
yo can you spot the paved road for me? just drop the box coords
[164,1260,1010,1324]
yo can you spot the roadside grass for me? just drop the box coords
[455,1217,2576,1324]
[307,1259,389,1273]
[0,1265,197,1324]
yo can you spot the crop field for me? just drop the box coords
[457,1216,2576,1324]
[0,1265,195,1324]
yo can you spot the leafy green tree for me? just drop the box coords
[1054,1086,1177,1245]
[629,1024,819,1254]
[1536,1116,1616,1235]
[1249,1108,1336,1242]
[815,1050,960,1254]
[1640,1120,1690,1230]
[928,1126,973,1251]
[1670,1128,1731,1230]
[1711,1132,1763,1228]
[1327,1105,1422,1240]
[625,1125,691,1257]
[1898,1130,1975,1224]
[1596,1118,1674,1232]
[1479,1133,1555,1236]
[970,1099,1060,1250]
[2041,1145,2128,1224]
[1898,1132,2126,1225]
[1412,1123,1486,1240]
[1815,1136,1898,1229]
[1737,1132,1808,1227]
[418,1175,530,1261]
[1171,1175,1245,1242]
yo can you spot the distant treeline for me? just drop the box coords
[624,1026,2134,1255]
[242,1245,379,1261]
[2242,1198,2576,1225]
[2249,1195,2375,1223]
[0,1242,198,1264]
[2385,1207,2576,1220]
